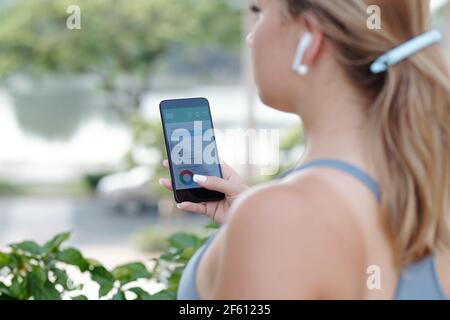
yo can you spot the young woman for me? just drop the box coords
[160,0,450,299]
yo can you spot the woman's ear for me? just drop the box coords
[300,13,325,67]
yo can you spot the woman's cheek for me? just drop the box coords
[251,31,270,76]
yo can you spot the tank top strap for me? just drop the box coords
[282,158,381,202]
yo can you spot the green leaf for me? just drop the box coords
[112,289,126,300]
[51,268,69,290]
[86,258,102,268]
[26,267,61,300]
[8,252,28,269]
[0,280,18,300]
[0,281,9,293]
[159,250,178,261]
[11,241,42,256]
[146,290,176,300]
[29,266,46,284]
[90,266,115,297]
[112,262,151,285]
[40,281,61,300]
[42,232,71,254]
[56,248,89,272]
[166,266,184,292]
[0,252,11,267]
[128,287,177,300]
[168,233,202,250]
[205,222,221,230]
[72,295,88,300]
[9,276,27,299]
[128,287,151,300]
[0,282,16,300]
[179,247,198,261]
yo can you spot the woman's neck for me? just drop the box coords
[297,89,376,171]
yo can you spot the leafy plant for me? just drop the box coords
[150,222,219,297]
[131,225,211,253]
[0,223,219,300]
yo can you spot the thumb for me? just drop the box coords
[193,174,244,196]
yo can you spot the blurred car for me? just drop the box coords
[96,166,159,215]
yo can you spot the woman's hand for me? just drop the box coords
[159,160,249,224]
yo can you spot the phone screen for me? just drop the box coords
[160,98,224,203]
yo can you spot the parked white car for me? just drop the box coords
[96,167,158,215]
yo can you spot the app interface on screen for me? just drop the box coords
[162,106,221,190]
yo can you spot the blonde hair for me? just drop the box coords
[285,0,450,267]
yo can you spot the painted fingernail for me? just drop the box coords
[193,175,207,183]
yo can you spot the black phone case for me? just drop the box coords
[159,97,225,203]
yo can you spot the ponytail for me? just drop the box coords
[285,0,450,267]
[371,44,450,266]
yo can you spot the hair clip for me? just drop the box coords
[370,30,442,74]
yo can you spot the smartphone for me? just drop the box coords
[159,97,225,203]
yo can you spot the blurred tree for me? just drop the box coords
[0,0,242,118]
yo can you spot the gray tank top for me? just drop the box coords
[177,159,448,300]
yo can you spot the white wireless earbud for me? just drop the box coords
[292,32,313,76]
[246,32,255,45]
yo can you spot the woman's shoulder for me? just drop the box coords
[218,170,367,298]
[230,168,365,235]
